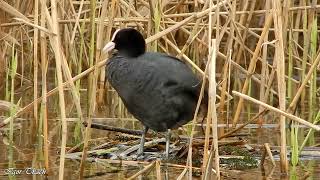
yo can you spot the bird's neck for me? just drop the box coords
[118,48,145,58]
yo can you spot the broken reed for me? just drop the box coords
[0,0,319,178]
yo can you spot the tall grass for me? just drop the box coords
[0,0,319,179]
[8,44,18,180]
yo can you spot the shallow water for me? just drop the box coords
[0,118,320,179]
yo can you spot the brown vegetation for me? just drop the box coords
[0,0,319,179]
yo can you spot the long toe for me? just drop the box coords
[136,154,145,160]
[161,150,170,160]
[135,145,145,160]
[136,126,148,159]
[164,130,171,160]
[137,146,144,156]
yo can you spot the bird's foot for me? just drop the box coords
[160,152,170,161]
[131,151,145,160]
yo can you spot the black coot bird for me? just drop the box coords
[103,28,202,158]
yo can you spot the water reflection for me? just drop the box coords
[0,120,320,179]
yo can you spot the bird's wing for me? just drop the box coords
[144,53,201,97]
[106,55,165,117]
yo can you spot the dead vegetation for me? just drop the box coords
[0,0,319,179]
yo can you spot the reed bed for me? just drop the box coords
[0,0,319,179]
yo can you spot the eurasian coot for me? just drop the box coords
[103,28,202,158]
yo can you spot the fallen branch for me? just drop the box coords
[83,122,143,135]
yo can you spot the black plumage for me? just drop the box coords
[103,28,202,158]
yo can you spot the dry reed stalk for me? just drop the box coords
[0,53,112,129]
[39,3,51,27]
[0,0,29,21]
[218,27,303,89]
[60,53,84,119]
[13,18,54,35]
[37,0,84,124]
[0,31,20,45]
[260,143,267,167]
[40,3,49,171]
[258,1,270,125]
[233,0,256,64]
[147,0,155,46]
[0,65,77,125]
[162,36,204,75]
[48,0,68,179]
[119,0,142,17]
[205,8,235,101]
[264,143,276,166]
[202,0,212,175]
[287,51,320,114]
[166,19,208,48]
[0,43,7,89]
[0,100,20,111]
[230,0,248,60]
[162,5,320,17]
[226,49,232,126]
[219,109,268,140]
[177,1,208,59]
[223,54,278,95]
[77,3,103,15]
[177,168,188,180]
[217,18,294,84]
[146,1,154,48]
[293,0,303,41]
[145,0,228,43]
[123,0,134,25]
[300,0,310,115]
[288,29,294,102]
[79,66,98,179]
[18,32,23,87]
[124,0,208,49]
[70,0,85,44]
[232,13,273,126]
[156,160,161,180]
[127,161,156,180]
[282,0,291,47]
[218,16,302,75]
[216,16,230,45]
[54,17,147,25]
[214,0,219,48]
[79,0,98,178]
[204,39,220,180]
[232,91,320,131]
[291,39,313,65]
[272,0,288,173]
[218,0,235,128]
[33,0,39,127]
[185,40,211,180]
[308,0,318,124]
[105,41,120,110]
[221,27,320,33]
[263,59,277,101]
[95,0,110,104]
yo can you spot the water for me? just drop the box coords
[0,118,320,179]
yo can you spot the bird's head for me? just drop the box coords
[103,28,146,57]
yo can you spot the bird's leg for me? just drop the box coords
[165,129,171,159]
[137,126,149,156]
